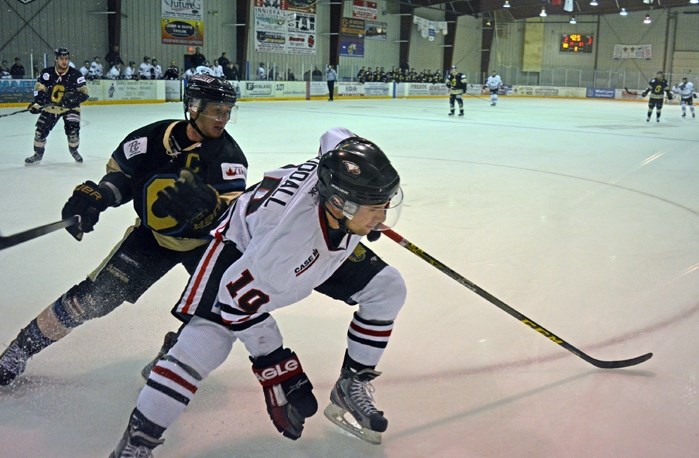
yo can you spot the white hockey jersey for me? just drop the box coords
[210,157,362,325]
[485,74,502,90]
[674,81,695,98]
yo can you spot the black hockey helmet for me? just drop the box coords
[54,47,70,58]
[184,74,237,113]
[317,137,401,211]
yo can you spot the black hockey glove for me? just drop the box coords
[694,93,697,99]
[367,230,381,242]
[27,102,43,114]
[151,169,222,231]
[251,347,318,440]
[641,90,649,97]
[61,90,89,109]
[666,92,673,100]
[62,181,115,241]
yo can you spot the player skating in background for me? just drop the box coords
[25,47,89,165]
[446,66,467,116]
[110,128,407,457]
[672,76,696,118]
[484,70,503,107]
[641,70,673,122]
[0,75,247,386]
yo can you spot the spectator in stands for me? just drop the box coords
[79,60,91,78]
[191,47,206,68]
[224,62,237,80]
[89,56,104,79]
[257,62,266,80]
[212,59,224,77]
[151,58,163,79]
[105,44,124,68]
[268,66,276,81]
[10,57,25,79]
[107,63,121,80]
[163,60,180,80]
[287,67,296,81]
[139,56,153,80]
[218,52,230,70]
[312,65,322,81]
[123,61,136,80]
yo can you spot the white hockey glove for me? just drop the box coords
[251,347,318,440]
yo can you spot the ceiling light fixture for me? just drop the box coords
[690,0,698,4]
[540,7,547,17]
[503,0,511,7]
[620,7,628,15]
[570,16,577,24]
[644,14,652,23]
[590,0,598,6]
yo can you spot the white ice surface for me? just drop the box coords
[1,97,698,458]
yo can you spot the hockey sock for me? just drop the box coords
[129,408,166,440]
[15,319,55,357]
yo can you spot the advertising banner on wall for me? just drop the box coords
[161,0,204,46]
[0,79,33,103]
[352,0,377,20]
[365,21,387,41]
[339,17,365,58]
[612,44,652,60]
[254,1,317,55]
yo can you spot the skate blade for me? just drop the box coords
[323,403,382,445]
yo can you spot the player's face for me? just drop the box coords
[193,101,237,138]
[55,55,70,71]
[345,203,389,236]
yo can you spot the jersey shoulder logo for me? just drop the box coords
[221,163,247,180]
[123,137,148,159]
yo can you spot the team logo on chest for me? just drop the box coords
[295,249,320,276]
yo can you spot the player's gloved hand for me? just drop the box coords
[251,347,318,440]
[641,90,649,97]
[28,103,43,114]
[151,169,221,231]
[61,90,88,108]
[694,93,697,99]
[61,180,115,241]
[667,92,673,100]
[367,230,381,242]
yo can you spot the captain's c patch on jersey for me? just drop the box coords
[123,137,148,159]
[221,163,247,180]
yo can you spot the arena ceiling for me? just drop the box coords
[397,0,699,20]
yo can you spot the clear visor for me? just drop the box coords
[340,187,404,230]
[189,99,239,124]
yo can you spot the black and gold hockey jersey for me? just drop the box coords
[34,66,88,113]
[646,77,670,100]
[446,72,467,95]
[106,119,248,249]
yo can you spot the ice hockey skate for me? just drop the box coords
[110,426,164,458]
[24,152,43,165]
[0,341,29,386]
[69,148,83,163]
[140,331,178,379]
[324,368,388,445]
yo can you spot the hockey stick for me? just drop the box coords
[624,87,640,96]
[0,108,31,118]
[382,228,653,369]
[0,216,80,250]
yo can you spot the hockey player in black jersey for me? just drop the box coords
[446,66,467,116]
[641,70,673,122]
[25,47,89,165]
[0,75,248,387]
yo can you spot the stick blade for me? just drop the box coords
[588,352,653,369]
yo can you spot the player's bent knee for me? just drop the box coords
[354,266,406,321]
[169,317,235,378]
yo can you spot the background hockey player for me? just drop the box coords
[642,70,673,122]
[0,75,247,388]
[446,65,467,116]
[484,70,503,107]
[672,76,696,118]
[110,129,407,457]
[25,47,89,165]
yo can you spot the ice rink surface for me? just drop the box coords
[1,96,698,457]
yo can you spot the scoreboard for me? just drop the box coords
[560,34,594,53]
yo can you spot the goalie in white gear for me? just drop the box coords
[672,77,696,118]
[110,128,407,456]
[484,71,503,107]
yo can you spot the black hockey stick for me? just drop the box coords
[0,108,31,118]
[383,228,653,369]
[0,216,80,250]
[624,87,640,96]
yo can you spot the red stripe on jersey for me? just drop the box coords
[181,238,222,314]
[152,365,198,394]
[350,322,392,337]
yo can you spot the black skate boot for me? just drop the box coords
[140,331,178,380]
[0,341,29,386]
[110,425,164,458]
[69,147,83,163]
[24,151,44,166]
[324,367,388,444]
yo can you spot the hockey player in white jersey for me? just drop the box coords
[672,76,696,118]
[484,70,503,106]
[110,129,406,456]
